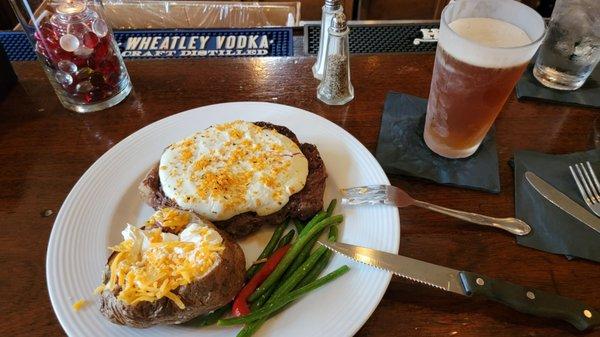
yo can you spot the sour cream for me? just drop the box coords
[158,121,309,221]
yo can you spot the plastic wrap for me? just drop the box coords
[101,1,301,29]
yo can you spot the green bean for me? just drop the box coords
[297,199,336,236]
[249,231,300,306]
[250,281,277,308]
[246,223,286,279]
[282,222,337,288]
[326,199,337,216]
[236,220,341,337]
[268,244,327,301]
[276,229,295,249]
[297,250,332,289]
[298,210,328,236]
[237,320,264,337]
[254,224,329,306]
[280,234,320,281]
[247,215,343,302]
[219,265,350,326]
[292,219,304,233]
[328,224,338,242]
[296,225,338,288]
[185,303,231,327]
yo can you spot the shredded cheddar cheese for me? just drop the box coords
[72,299,87,312]
[103,218,224,309]
[158,120,309,221]
[144,207,191,233]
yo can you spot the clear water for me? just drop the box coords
[533,0,600,90]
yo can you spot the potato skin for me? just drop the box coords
[98,228,245,328]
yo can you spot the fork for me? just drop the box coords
[341,185,532,236]
[569,161,600,217]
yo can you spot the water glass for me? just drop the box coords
[533,0,600,91]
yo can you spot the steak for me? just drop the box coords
[139,122,327,238]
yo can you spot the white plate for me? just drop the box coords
[47,102,400,337]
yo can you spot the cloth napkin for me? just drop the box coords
[514,149,600,262]
[375,92,500,193]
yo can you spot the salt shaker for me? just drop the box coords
[317,13,354,105]
[312,0,343,80]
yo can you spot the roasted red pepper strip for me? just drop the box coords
[232,244,291,317]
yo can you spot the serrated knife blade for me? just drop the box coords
[525,171,600,234]
[318,240,600,331]
[318,240,466,295]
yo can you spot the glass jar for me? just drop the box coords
[10,0,132,113]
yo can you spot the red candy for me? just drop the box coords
[84,89,108,103]
[73,55,89,68]
[35,23,58,45]
[36,13,123,105]
[98,58,119,76]
[93,38,110,63]
[83,31,99,48]
[106,72,121,86]
[48,47,73,65]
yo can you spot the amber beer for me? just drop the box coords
[424,1,545,159]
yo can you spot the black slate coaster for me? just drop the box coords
[516,62,600,108]
[514,149,600,262]
[375,92,500,193]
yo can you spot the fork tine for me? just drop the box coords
[570,165,592,206]
[575,164,597,203]
[341,192,388,202]
[341,196,393,206]
[341,185,394,205]
[580,162,600,203]
[341,185,387,196]
[586,161,600,196]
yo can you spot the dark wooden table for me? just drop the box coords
[1,55,598,337]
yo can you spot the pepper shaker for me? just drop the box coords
[312,0,343,80]
[317,12,354,105]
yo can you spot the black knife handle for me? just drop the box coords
[459,271,600,331]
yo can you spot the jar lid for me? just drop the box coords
[56,0,86,15]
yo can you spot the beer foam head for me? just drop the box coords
[439,0,545,68]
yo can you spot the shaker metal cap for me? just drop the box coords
[325,0,342,10]
[330,12,347,32]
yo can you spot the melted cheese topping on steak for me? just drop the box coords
[158,120,309,221]
[104,210,224,309]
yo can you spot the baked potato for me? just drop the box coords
[98,208,245,328]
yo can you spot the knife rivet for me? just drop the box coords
[526,291,535,300]
[584,310,592,318]
[476,278,485,286]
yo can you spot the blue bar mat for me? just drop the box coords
[0,28,293,61]
[304,23,439,54]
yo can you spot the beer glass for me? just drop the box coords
[424,0,545,158]
[533,0,600,91]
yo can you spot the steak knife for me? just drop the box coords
[318,240,599,331]
[525,171,600,234]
